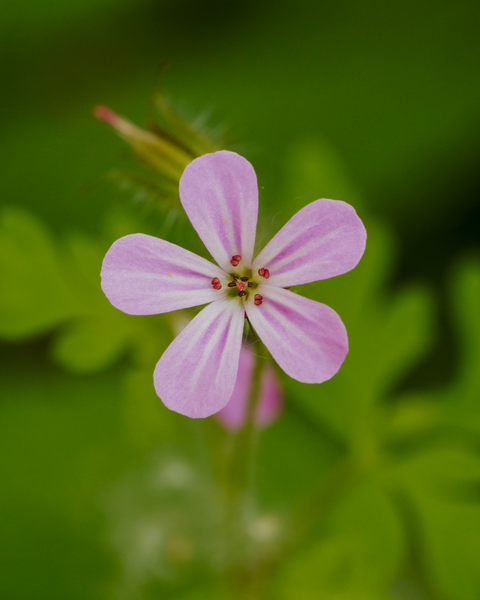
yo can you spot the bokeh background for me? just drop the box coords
[1,0,480,599]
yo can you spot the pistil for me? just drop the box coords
[210,264,269,304]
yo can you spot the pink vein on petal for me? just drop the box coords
[179,151,258,271]
[246,285,348,384]
[101,233,224,315]
[252,199,366,287]
[154,299,245,418]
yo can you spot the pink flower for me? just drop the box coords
[101,151,366,418]
[215,346,284,431]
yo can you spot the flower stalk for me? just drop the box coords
[221,338,267,598]
[225,340,265,498]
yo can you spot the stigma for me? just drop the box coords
[209,261,270,305]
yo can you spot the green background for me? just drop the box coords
[1,0,480,598]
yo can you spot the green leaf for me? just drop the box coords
[289,223,434,446]
[0,208,159,374]
[360,284,434,401]
[448,258,480,395]
[392,447,480,600]
[52,315,132,374]
[0,208,80,339]
[381,392,438,445]
[433,258,480,435]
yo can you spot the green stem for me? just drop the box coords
[225,347,263,497]
[221,339,266,598]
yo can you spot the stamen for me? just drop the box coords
[238,290,247,297]
[258,268,270,279]
[230,255,242,267]
[227,281,237,288]
[247,282,253,288]
[211,277,222,290]
[254,294,263,306]
[240,276,249,282]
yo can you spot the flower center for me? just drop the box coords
[227,274,253,297]
[209,255,270,304]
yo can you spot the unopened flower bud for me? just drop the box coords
[94,105,192,183]
[215,346,284,430]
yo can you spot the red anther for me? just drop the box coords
[230,255,242,266]
[254,294,263,306]
[213,282,222,290]
[258,267,270,278]
[244,312,248,319]
[238,290,247,297]
[211,277,220,285]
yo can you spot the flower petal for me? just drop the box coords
[252,199,366,287]
[256,363,284,427]
[215,346,284,430]
[154,299,245,418]
[246,286,348,384]
[101,233,224,315]
[215,346,254,430]
[179,151,258,271]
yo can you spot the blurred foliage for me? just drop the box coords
[2,131,480,600]
[2,0,480,598]
[96,93,223,210]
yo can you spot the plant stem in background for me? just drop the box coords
[225,341,264,498]
[222,338,265,597]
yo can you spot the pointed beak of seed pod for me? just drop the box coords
[94,105,192,182]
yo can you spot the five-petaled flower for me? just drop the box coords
[101,151,367,418]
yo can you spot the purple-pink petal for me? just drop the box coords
[246,285,348,384]
[252,199,366,287]
[179,151,258,272]
[101,233,224,315]
[256,363,284,426]
[215,346,283,430]
[154,299,245,418]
